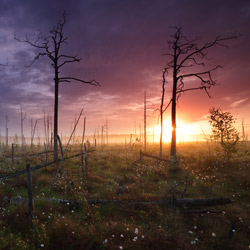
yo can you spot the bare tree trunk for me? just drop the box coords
[139,125,142,147]
[84,143,88,178]
[31,119,33,146]
[97,127,100,146]
[160,69,167,156]
[5,116,8,148]
[26,164,34,220]
[73,114,76,145]
[144,91,147,152]
[54,76,59,161]
[170,49,178,163]
[242,118,245,142]
[30,119,37,147]
[15,13,99,160]
[101,125,104,151]
[53,109,83,185]
[106,119,109,146]
[81,117,86,151]
[11,143,14,168]
[81,149,84,181]
[20,107,26,148]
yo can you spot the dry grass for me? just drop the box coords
[0,142,249,249]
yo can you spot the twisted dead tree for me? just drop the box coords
[164,26,238,165]
[15,12,99,161]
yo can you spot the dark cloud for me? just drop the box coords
[0,0,249,135]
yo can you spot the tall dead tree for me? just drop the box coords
[164,26,238,164]
[159,70,172,157]
[15,12,99,161]
[160,69,167,156]
[0,129,2,151]
[144,91,147,152]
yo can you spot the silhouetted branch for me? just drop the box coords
[178,65,222,80]
[177,34,239,71]
[164,26,239,160]
[162,99,172,113]
[177,86,211,97]
[15,12,100,161]
[59,77,100,86]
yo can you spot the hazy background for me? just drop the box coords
[0,0,249,142]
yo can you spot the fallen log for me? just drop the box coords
[0,149,96,181]
[182,210,224,214]
[0,161,56,181]
[140,150,170,162]
[2,196,233,208]
[175,198,233,207]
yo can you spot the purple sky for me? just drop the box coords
[0,0,249,139]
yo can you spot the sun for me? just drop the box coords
[149,118,202,143]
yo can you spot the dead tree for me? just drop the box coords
[0,129,2,151]
[43,110,49,153]
[81,116,86,151]
[144,91,147,151]
[53,109,83,185]
[5,116,8,148]
[105,119,109,146]
[20,106,26,148]
[160,69,167,156]
[159,69,172,157]
[30,119,37,147]
[164,26,238,164]
[15,12,99,161]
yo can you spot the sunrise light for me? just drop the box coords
[150,118,209,143]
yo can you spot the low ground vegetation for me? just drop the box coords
[0,142,249,249]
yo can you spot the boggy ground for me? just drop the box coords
[0,142,249,249]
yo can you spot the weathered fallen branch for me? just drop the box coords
[0,161,56,181]
[53,109,83,185]
[0,149,96,181]
[140,150,170,162]
[175,198,233,206]
[182,210,224,214]
[2,196,233,208]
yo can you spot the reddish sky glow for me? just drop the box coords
[0,0,249,141]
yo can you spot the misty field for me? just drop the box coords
[0,142,250,250]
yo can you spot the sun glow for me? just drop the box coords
[149,118,204,143]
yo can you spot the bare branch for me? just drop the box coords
[58,56,81,68]
[178,65,222,81]
[176,86,212,98]
[177,34,239,71]
[162,99,172,113]
[59,77,100,86]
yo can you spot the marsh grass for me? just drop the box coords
[0,142,249,249]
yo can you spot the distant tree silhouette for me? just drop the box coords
[164,26,238,165]
[15,12,99,161]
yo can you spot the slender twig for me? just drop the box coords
[52,109,83,186]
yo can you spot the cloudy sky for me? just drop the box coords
[0,0,249,139]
